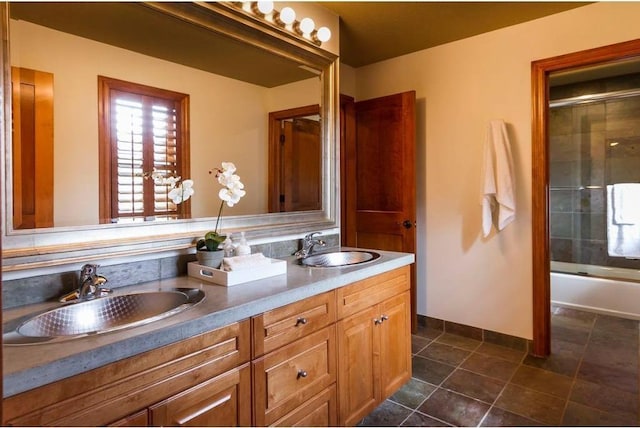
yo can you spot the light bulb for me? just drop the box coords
[316,26,331,43]
[299,17,315,35]
[256,1,273,15]
[279,7,296,25]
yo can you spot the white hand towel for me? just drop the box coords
[481,119,516,237]
[607,185,640,258]
[612,183,640,225]
[222,253,272,271]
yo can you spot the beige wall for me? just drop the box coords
[11,20,320,226]
[351,2,640,339]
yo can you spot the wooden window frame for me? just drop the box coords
[98,76,190,223]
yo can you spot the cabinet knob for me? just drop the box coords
[374,318,383,325]
[297,369,308,379]
[381,315,389,322]
[295,317,308,326]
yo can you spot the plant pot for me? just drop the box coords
[196,249,224,269]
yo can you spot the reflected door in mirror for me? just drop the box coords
[268,105,321,213]
[11,67,54,229]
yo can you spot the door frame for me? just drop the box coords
[531,38,640,356]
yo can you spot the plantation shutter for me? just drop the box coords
[110,91,182,222]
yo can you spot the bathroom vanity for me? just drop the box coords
[2,250,414,426]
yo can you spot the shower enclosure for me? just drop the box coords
[549,67,640,317]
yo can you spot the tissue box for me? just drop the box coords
[187,258,287,286]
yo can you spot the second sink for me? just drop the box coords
[300,250,380,268]
[4,288,205,345]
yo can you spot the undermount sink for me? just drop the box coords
[300,250,380,268]
[3,288,205,345]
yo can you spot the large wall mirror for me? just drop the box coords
[1,2,339,274]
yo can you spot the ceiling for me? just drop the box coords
[319,2,591,67]
[10,2,593,86]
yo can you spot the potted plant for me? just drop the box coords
[196,162,246,268]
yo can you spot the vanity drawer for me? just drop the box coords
[252,290,335,357]
[271,385,337,427]
[253,325,336,426]
[336,266,410,320]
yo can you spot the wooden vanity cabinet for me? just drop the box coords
[3,320,251,427]
[3,266,412,428]
[336,266,412,426]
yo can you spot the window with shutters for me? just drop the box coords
[98,76,190,223]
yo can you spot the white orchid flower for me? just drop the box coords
[219,173,243,189]
[168,179,194,204]
[221,162,236,175]
[164,176,181,188]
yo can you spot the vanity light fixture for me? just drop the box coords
[254,1,274,16]
[297,17,315,36]
[242,2,331,46]
[275,6,296,26]
[314,26,332,43]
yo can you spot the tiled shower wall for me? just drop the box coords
[549,74,640,270]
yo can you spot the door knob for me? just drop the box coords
[402,220,413,229]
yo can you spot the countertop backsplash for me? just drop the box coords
[2,234,340,310]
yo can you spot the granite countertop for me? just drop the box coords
[3,248,414,397]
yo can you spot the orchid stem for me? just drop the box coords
[214,201,224,234]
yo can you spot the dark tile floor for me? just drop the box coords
[358,306,640,426]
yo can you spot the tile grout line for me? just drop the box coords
[556,310,595,425]
[475,340,529,427]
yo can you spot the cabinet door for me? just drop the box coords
[150,364,251,427]
[379,291,412,399]
[337,305,379,426]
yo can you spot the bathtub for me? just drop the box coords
[551,262,640,320]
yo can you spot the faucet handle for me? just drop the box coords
[304,232,322,240]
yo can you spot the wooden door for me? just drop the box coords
[268,104,321,213]
[336,305,379,426]
[342,91,417,330]
[149,364,251,427]
[283,118,322,211]
[379,292,412,399]
[11,66,54,229]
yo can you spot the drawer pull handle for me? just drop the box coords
[297,369,308,379]
[295,317,308,326]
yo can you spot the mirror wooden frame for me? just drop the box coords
[0,2,339,276]
[531,38,640,357]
